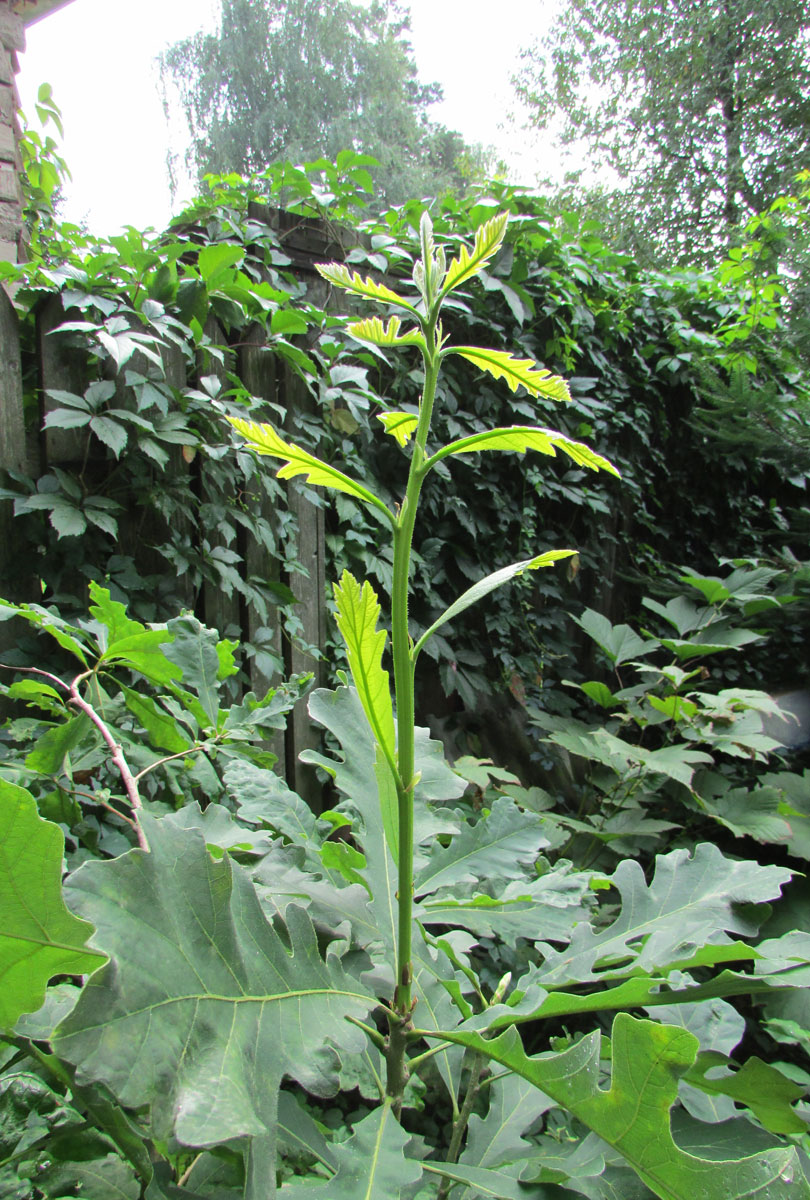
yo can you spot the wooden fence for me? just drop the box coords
[0,206,353,808]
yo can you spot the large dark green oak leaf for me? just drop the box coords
[53,812,377,1154]
[533,842,792,987]
[0,778,104,1030]
[435,1014,810,1200]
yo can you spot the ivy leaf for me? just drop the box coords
[447,350,572,402]
[197,243,244,288]
[574,608,658,665]
[333,571,396,777]
[436,1015,810,1200]
[347,315,421,346]
[228,417,394,525]
[0,779,105,1030]
[277,1102,421,1198]
[54,813,376,1169]
[441,212,509,295]
[377,410,419,447]
[413,552,576,658]
[427,426,618,475]
[315,263,418,313]
[89,415,128,457]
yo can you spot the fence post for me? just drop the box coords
[282,364,328,810]
[0,287,27,594]
[238,322,286,770]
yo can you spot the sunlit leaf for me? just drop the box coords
[229,417,394,525]
[426,426,619,475]
[448,349,572,402]
[315,263,417,312]
[377,410,419,447]
[347,315,421,346]
[333,569,397,783]
[442,212,509,294]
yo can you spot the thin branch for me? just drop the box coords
[0,662,149,852]
[66,670,149,851]
[133,746,198,783]
[436,1051,487,1200]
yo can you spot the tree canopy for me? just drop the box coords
[160,0,486,204]
[514,0,810,266]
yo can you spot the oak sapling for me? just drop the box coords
[230,208,619,1103]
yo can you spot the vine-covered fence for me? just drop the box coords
[0,206,353,807]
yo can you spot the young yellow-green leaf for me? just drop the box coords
[0,779,105,1030]
[347,315,421,347]
[229,418,395,525]
[412,552,576,659]
[315,263,417,313]
[448,348,571,402]
[377,411,419,447]
[425,426,620,476]
[333,571,396,776]
[441,212,509,295]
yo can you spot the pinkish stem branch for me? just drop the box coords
[0,662,149,852]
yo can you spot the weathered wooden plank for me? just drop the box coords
[37,293,87,463]
[0,285,29,599]
[198,316,242,641]
[238,322,285,770]
[283,363,327,811]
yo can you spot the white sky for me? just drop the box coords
[16,0,552,236]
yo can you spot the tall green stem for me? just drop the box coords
[390,336,439,1016]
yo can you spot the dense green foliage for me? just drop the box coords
[2,210,810,1199]
[515,0,810,267]
[3,151,808,731]
[159,0,487,205]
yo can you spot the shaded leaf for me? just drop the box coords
[413,552,576,658]
[574,609,657,665]
[278,1102,421,1198]
[414,797,549,897]
[54,812,376,1171]
[532,843,792,987]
